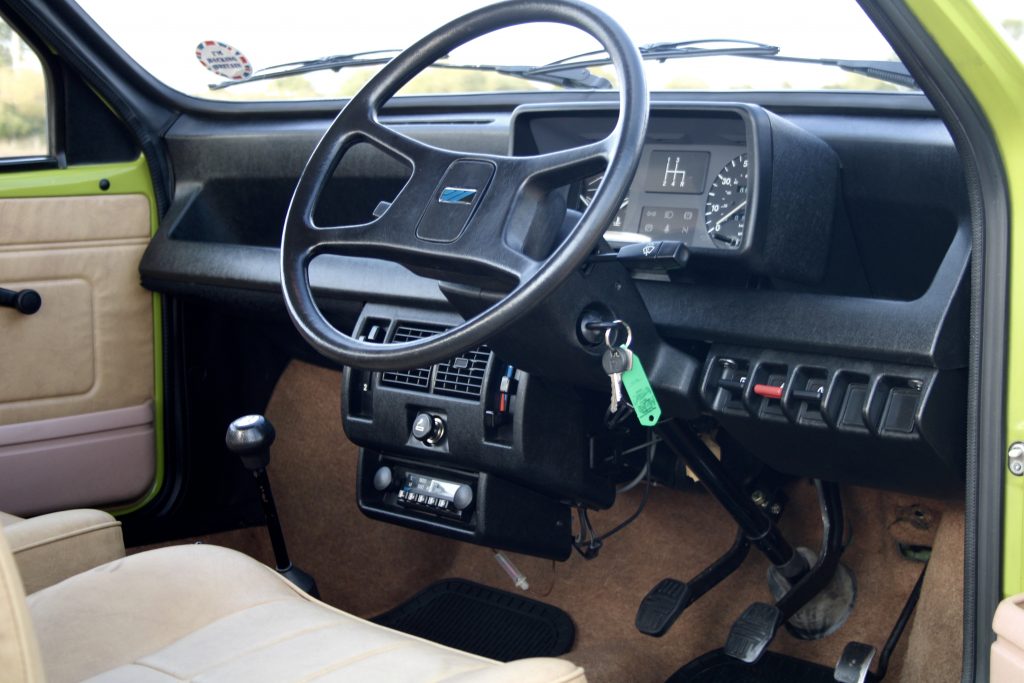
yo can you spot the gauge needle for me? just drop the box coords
[715,200,747,228]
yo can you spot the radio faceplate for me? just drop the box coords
[396,470,472,516]
[357,450,572,560]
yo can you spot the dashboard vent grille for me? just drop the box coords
[379,323,445,392]
[434,346,491,399]
[377,322,492,400]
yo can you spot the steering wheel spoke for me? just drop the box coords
[361,116,454,169]
[514,137,613,191]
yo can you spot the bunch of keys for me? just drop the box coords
[601,321,634,414]
[599,319,662,426]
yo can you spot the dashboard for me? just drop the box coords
[143,94,970,545]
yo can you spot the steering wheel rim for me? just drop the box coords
[281,0,648,370]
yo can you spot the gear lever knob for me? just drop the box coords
[225,414,276,471]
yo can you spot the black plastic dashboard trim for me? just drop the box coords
[143,99,968,369]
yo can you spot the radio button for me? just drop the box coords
[453,484,473,511]
[373,466,393,491]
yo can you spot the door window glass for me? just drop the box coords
[0,16,49,159]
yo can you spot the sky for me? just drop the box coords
[73,0,1023,99]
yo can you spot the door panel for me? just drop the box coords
[0,189,156,513]
[0,402,154,516]
[0,276,93,404]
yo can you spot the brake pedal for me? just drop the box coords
[636,578,693,636]
[723,602,780,663]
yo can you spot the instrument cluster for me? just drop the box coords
[582,147,749,251]
[513,102,839,283]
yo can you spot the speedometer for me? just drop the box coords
[580,174,630,231]
[704,153,749,248]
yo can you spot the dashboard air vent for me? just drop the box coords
[379,323,445,392]
[434,346,491,399]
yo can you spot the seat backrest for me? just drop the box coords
[0,527,44,683]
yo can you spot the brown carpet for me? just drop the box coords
[140,360,966,683]
[898,506,965,683]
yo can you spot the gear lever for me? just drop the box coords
[225,414,319,598]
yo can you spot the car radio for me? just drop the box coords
[373,464,475,520]
[357,451,573,560]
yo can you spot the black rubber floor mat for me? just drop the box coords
[372,578,575,662]
[667,648,836,683]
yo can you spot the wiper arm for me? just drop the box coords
[208,49,402,91]
[209,49,609,92]
[529,38,780,75]
[429,40,777,90]
[754,55,917,89]
[431,62,613,89]
[525,38,916,90]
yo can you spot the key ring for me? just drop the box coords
[603,320,632,350]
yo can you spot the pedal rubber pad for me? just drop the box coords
[834,642,877,683]
[724,602,781,663]
[636,578,693,636]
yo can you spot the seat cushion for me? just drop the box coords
[27,544,585,683]
[0,512,23,527]
[3,509,124,594]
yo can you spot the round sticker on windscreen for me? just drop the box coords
[195,41,253,81]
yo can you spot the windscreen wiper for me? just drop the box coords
[529,38,916,90]
[208,49,402,91]
[757,54,917,89]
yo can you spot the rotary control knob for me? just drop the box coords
[412,411,446,446]
[372,466,393,492]
[453,484,473,511]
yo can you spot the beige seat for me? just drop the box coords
[0,527,585,683]
[0,509,125,595]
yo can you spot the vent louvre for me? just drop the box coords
[435,346,491,399]
[377,322,491,400]
[379,323,446,392]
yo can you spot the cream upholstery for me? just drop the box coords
[0,193,154,427]
[0,526,45,683]
[993,593,1024,682]
[8,541,584,683]
[1,510,124,594]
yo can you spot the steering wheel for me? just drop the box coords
[281,0,648,370]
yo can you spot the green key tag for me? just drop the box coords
[621,348,661,427]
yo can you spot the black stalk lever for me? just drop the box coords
[588,240,690,271]
[226,414,320,598]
